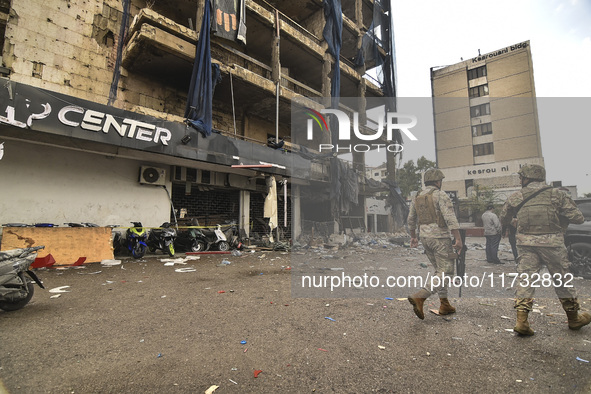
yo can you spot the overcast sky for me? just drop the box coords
[382,0,591,195]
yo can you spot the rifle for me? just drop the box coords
[454,229,467,297]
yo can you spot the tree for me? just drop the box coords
[396,156,436,198]
[584,192,591,198]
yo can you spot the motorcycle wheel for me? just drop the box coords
[217,241,230,252]
[112,234,123,256]
[166,242,175,257]
[191,240,206,252]
[132,243,147,259]
[0,282,34,312]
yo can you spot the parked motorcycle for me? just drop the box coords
[147,222,176,257]
[64,222,99,227]
[0,246,45,312]
[113,222,148,259]
[198,221,242,251]
[175,219,206,252]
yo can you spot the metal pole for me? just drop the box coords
[230,69,237,135]
[275,9,280,142]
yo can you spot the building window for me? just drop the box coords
[470,103,490,118]
[468,65,487,80]
[374,172,379,176]
[473,142,494,157]
[469,84,489,98]
[472,123,493,137]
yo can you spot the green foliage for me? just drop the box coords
[466,185,505,219]
[584,192,591,198]
[396,156,436,198]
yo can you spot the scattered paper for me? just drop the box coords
[101,259,121,266]
[49,286,71,293]
[204,385,219,394]
[175,267,197,273]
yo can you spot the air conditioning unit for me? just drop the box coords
[139,166,166,186]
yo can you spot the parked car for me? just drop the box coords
[565,198,591,279]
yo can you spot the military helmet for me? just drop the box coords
[518,164,546,181]
[424,168,445,182]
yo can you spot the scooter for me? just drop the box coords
[0,246,45,312]
[113,222,148,259]
[198,223,236,252]
[175,219,206,252]
[147,222,176,257]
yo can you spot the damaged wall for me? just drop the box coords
[0,140,172,227]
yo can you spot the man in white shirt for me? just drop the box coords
[482,204,502,264]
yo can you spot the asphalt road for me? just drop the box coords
[1,238,590,393]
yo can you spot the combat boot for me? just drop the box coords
[514,310,534,336]
[566,311,591,330]
[439,298,456,315]
[408,289,431,320]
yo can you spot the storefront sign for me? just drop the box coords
[0,79,311,178]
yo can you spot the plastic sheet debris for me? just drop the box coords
[378,345,386,350]
[175,267,197,273]
[101,259,121,266]
[240,340,247,344]
[325,317,336,321]
[49,286,71,293]
[576,357,589,363]
[231,250,242,256]
[254,370,263,378]
[50,294,61,299]
[162,258,188,266]
[205,385,219,394]
[229,379,238,385]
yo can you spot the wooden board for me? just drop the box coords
[0,227,114,265]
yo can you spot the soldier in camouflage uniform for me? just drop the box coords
[501,164,591,335]
[407,168,463,319]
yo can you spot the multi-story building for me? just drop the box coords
[431,40,544,199]
[0,0,398,248]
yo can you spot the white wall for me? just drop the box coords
[0,140,172,228]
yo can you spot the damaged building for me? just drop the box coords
[0,0,404,248]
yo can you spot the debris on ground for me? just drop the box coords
[204,385,219,394]
[48,286,71,293]
[101,259,121,266]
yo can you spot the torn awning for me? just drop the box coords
[323,0,342,110]
[185,0,216,137]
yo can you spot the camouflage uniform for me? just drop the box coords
[501,181,584,312]
[408,186,460,297]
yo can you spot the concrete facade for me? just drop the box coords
[0,0,397,242]
[431,41,544,199]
